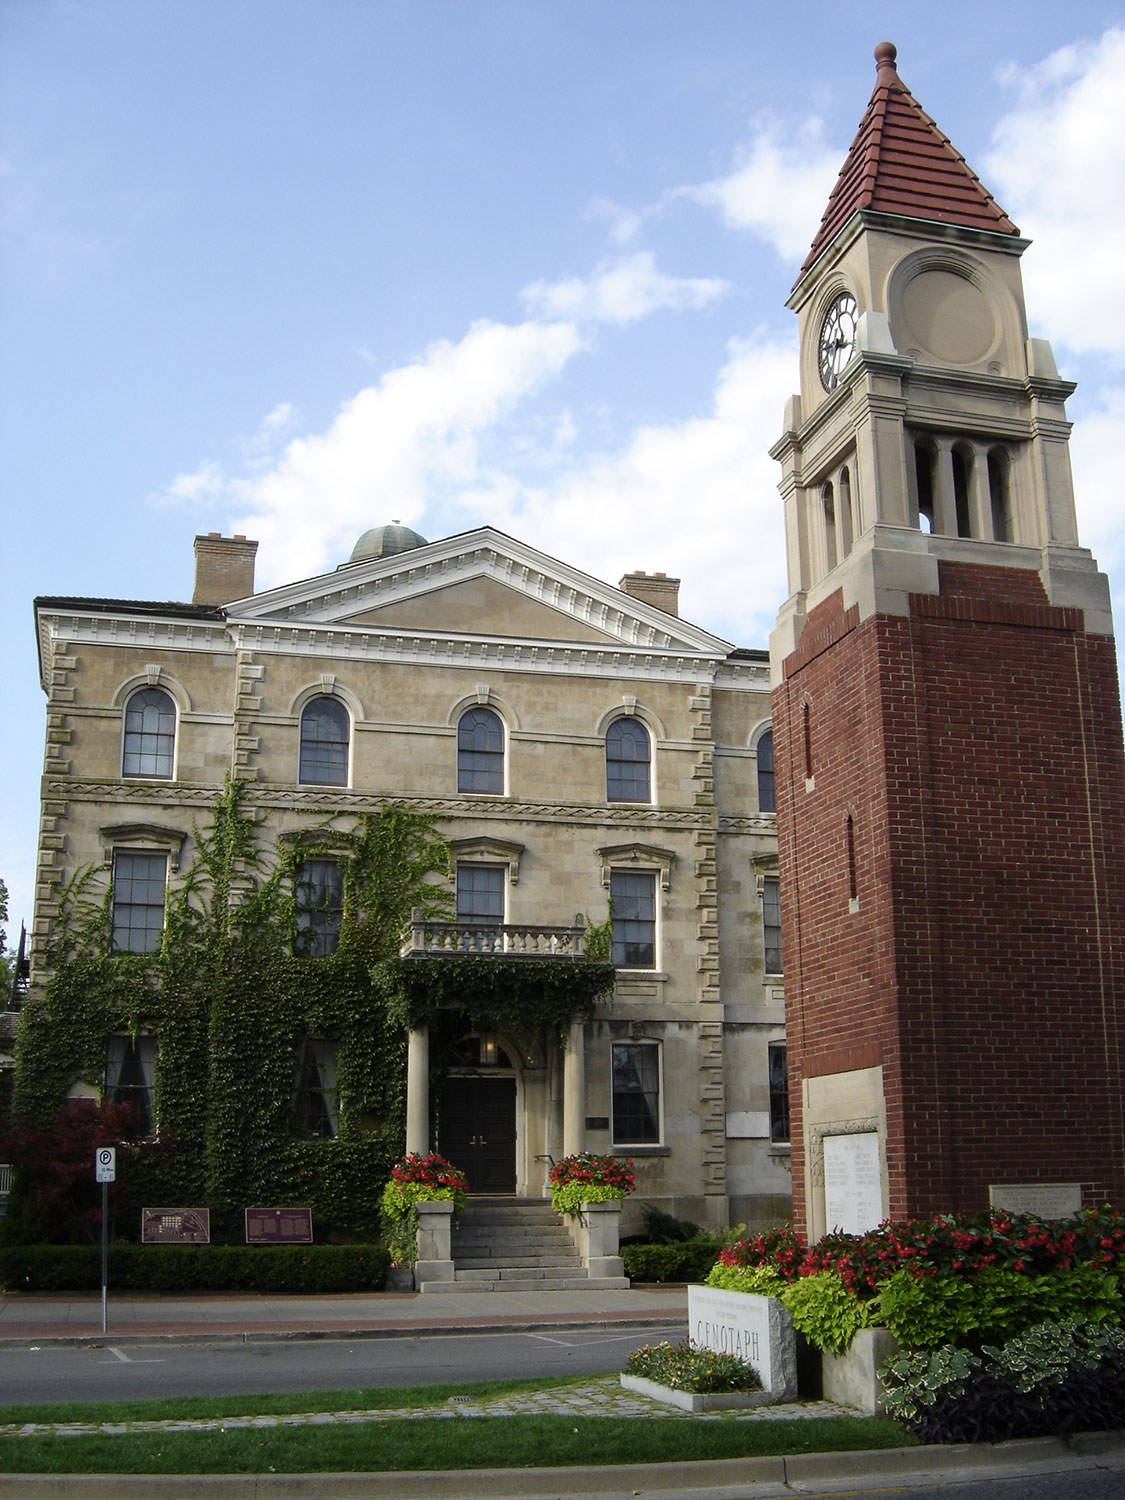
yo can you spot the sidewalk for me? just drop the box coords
[0,1284,689,1345]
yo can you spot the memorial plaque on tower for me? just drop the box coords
[823,1133,882,1234]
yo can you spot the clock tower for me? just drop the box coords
[771,43,1125,1237]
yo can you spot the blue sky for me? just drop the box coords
[4,1,1124,933]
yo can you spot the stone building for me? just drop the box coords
[31,522,789,1231]
[770,43,1125,1235]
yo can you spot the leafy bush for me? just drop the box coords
[626,1340,760,1393]
[640,1206,702,1243]
[622,1236,722,1284]
[782,1271,877,1356]
[548,1153,635,1217]
[0,1243,391,1294]
[705,1261,789,1299]
[880,1319,1125,1443]
[379,1153,468,1266]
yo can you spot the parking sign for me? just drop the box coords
[95,1147,116,1183]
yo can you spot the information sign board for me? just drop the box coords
[244,1208,314,1244]
[95,1147,116,1183]
[142,1208,211,1244]
[823,1132,882,1234]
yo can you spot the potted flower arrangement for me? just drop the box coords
[548,1152,635,1217]
[381,1152,469,1284]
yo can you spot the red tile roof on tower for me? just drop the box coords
[798,41,1020,280]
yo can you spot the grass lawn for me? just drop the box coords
[0,1377,913,1475]
[0,1414,911,1475]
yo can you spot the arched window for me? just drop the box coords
[299,696,350,786]
[914,440,936,533]
[756,728,775,813]
[457,707,504,794]
[122,687,176,779]
[606,717,651,803]
[952,446,972,538]
[822,482,838,570]
[989,448,1013,542]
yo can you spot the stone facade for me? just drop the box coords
[31,525,789,1230]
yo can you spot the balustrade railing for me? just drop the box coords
[401,914,585,960]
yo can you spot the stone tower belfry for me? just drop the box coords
[770,42,1125,1237]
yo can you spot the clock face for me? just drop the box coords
[818,293,859,392]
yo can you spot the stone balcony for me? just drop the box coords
[400,912,586,960]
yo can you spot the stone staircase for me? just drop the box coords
[416,1196,629,1293]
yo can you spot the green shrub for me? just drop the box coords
[626,1340,760,1393]
[704,1261,789,1299]
[880,1319,1125,1443]
[781,1270,876,1357]
[621,1237,721,1284]
[0,1243,391,1294]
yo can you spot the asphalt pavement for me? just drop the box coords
[0,1285,1121,1499]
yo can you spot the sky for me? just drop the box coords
[3,0,1125,936]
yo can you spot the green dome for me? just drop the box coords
[348,522,428,564]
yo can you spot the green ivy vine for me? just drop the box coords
[9,783,610,1244]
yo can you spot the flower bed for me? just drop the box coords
[624,1340,762,1408]
[548,1152,635,1217]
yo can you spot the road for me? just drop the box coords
[0,1323,683,1405]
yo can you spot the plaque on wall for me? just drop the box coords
[989,1183,1082,1219]
[142,1207,211,1244]
[823,1132,882,1235]
[244,1208,314,1244]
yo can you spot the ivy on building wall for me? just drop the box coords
[8,784,609,1244]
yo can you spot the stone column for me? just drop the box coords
[932,438,958,538]
[406,1026,429,1156]
[968,443,995,541]
[562,1019,586,1157]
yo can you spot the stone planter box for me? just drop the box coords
[821,1328,900,1415]
[620,1374,772,1412]
[384,1266,415,1292]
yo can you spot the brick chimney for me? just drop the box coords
[193,533,258,605]
[618,569,680,617]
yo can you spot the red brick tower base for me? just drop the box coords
[774,561,1125,1234]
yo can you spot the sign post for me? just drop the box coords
[95,1147,116,1334]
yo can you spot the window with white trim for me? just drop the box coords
[457,707,504,794]
[299,696,350,786]
[762,875,782,974]
[756,728,775,813]
[610,870,656,969]
[292,1038,339,1138]
[105,1033,157,1134]
[456,862,505,926]
[612,1041,662,1145]
[122,687,176,779]
[295,859,344,957]
[606,717,651,803]
[112,851,168,954]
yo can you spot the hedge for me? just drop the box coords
[622,1237,721,1284]
[0,1243,391,1294]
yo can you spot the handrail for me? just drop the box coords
[401,918,586,960]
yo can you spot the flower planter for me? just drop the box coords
[620,1374,771,1412]
[820,1328,900,1414]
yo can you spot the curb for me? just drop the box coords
[0,1433,1123,1498]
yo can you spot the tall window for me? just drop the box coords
[292,1038,339,1138]
[768,1042,790,1145]
[295,859,344,957]
[105,1034,157,1134]
[610,870,656,969]
[612,1041,661,1145]
[763,875,783,974]
[122,687,176,779]
[989,449,1013,542]
[457,707,504,794]
[756,728,775,813]
[112,851,167,954]
[299,696,350,786]
[606,717,651,803]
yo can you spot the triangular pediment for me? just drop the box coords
[226,527,731,657]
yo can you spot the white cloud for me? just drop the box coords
[459,332,797,647]
[985,27,1125,356]
[231,317,584,586]
[153,460,227,507]
[521,251,729,326]
[1070,383,1125,626]
[685,117,842,262]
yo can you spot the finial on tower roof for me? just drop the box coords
[874,41,897,74]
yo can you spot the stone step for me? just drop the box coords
[455,1264,588,1282]
[455,1254,580,1269]
[418,1275,630,1294]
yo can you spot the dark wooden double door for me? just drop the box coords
[439,1076,516,1193]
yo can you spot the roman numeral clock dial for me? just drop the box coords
[818,292,859,392]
